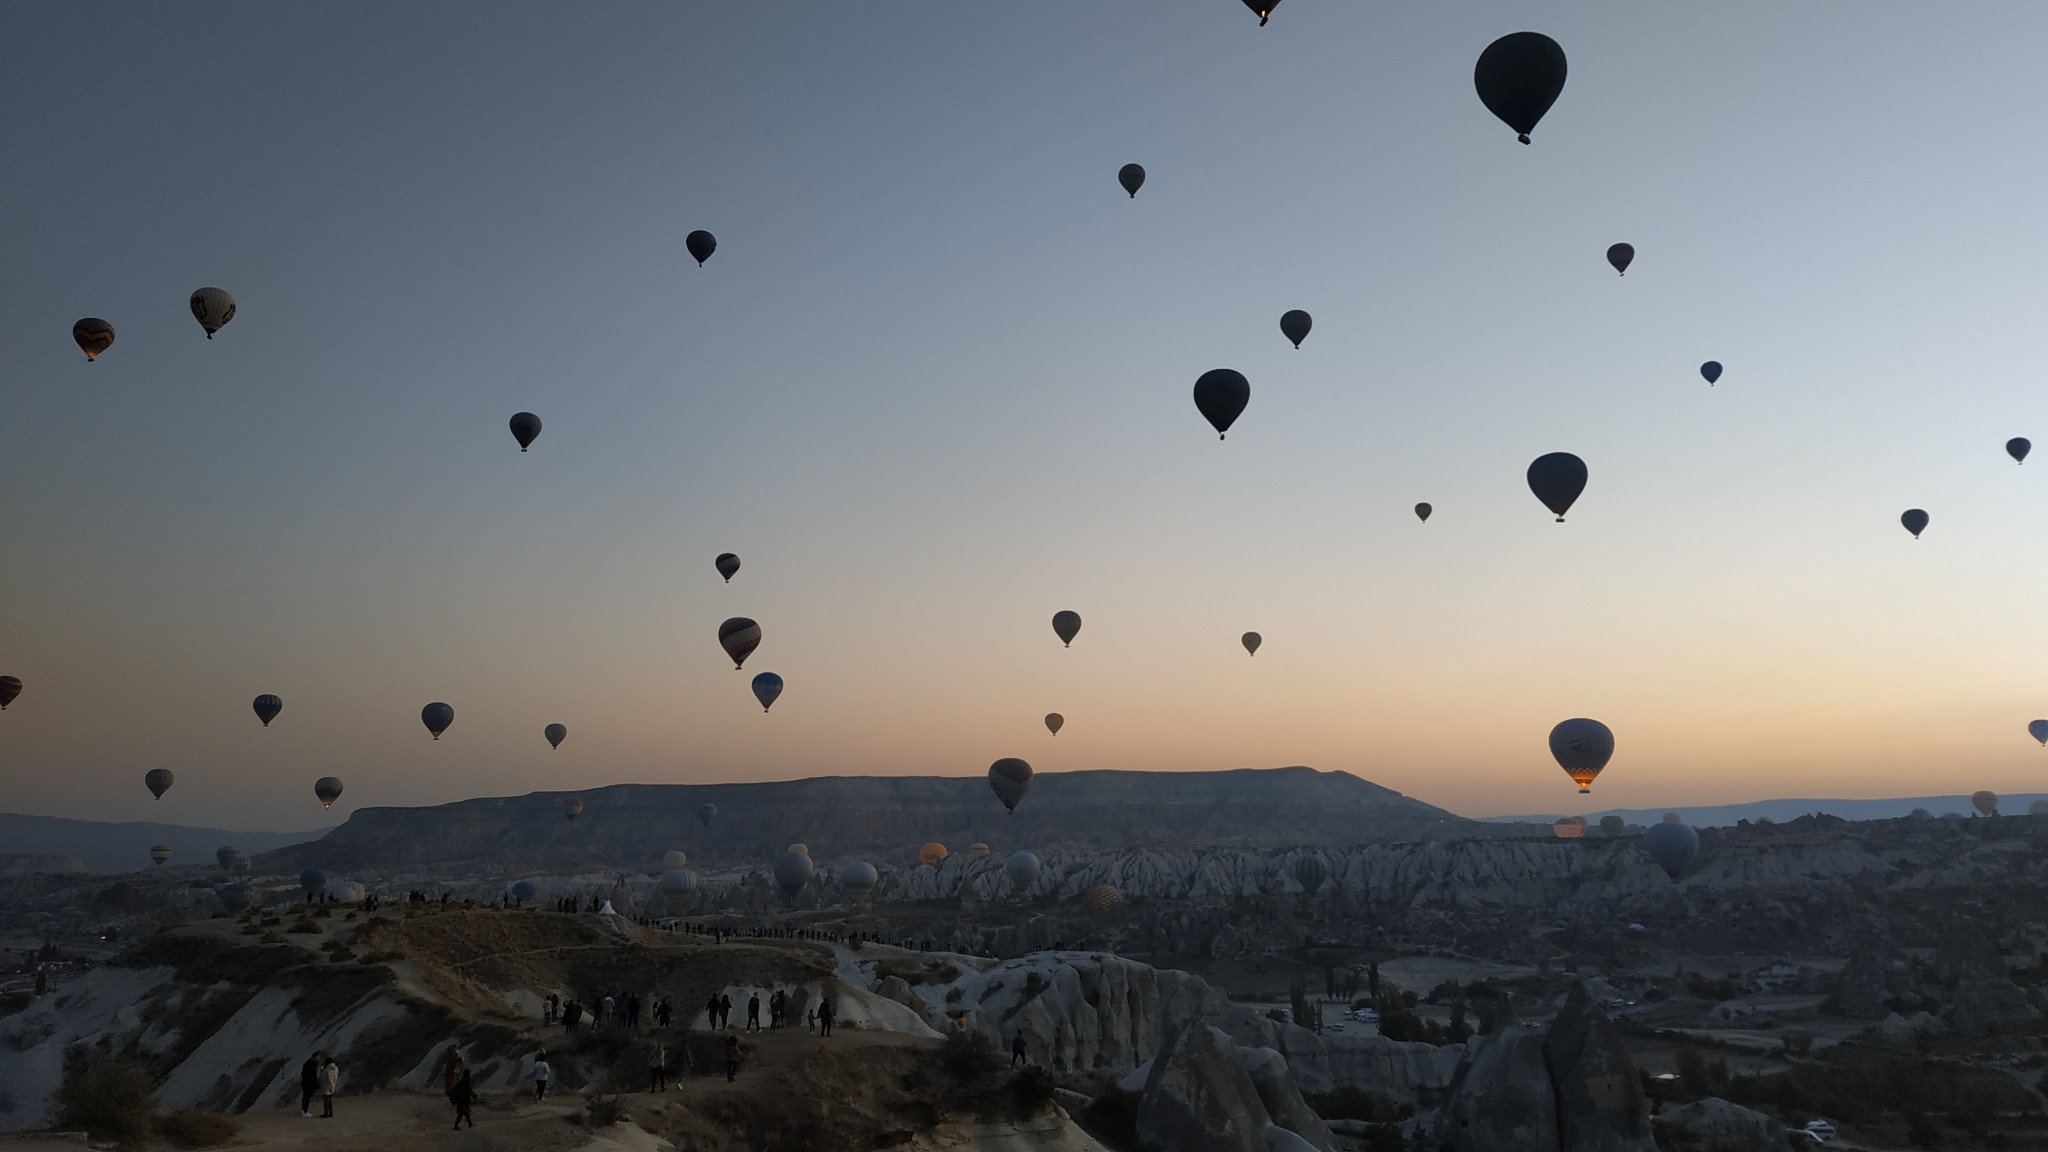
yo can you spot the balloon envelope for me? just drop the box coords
[697,803,717,826]
[659,868,697,895]
[1474,31,1567,143]
[421,702,454,739]
[1901,509,1928,538]
[562,796,584,820]
[719,617,762,669]
[1606,244,1633,275]
[715,552,741,582]
[1241,632,1261,656]
[773,850,813,900]
[545,723,567,749]
[300,868,327,896]
[149,844,172,866]
[73,318,114,361]
[1549,718,1614,793]
[686,230,716,266]
[146,769,175,799]
[1242,0,1277,25]
[1700,361,1723,385]
[511,880,538,902]
[1414,503,1432,522]
[1599,814,1626,838]
[988,758,1034,812]
[2008,437,2031,464]
[1005,850,1041,892]
[1291,855,1326,894]
[1084,884,1119,913]
[969,842,990,857]
[838,860,879,905]
[1118,163,1145,198]
[2029,719,2048,746]
[752,672,783,712]
[1051,611,1081,647]
[918,842,949,866]
[789,843,809,856]
[189,288,237,337]
[217,883,252,912]
[0,676,19,709]
[1972,790,1998,816]
[1553,816,1585,839]
[1044,713,1064,735]
[1527,453,1588,521]
[1642,819,1698,880]
[252,694,282,727]
[314,777,344,809]
[663,850,688,870]
[1279,310,1312,349]
[509,412,542,451]
[1193,369,1251,439]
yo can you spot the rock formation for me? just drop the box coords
[1542,983,1656,1152]
[1651,1098,1787,1152]
[1134,1021,1273,1152]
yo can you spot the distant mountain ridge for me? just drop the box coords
[0,813,322,874]
[1487,793,2048,829]
[278,766,1481,871]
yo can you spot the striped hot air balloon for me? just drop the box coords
[719,618,761,669]
[1084,884,1120,913]
[73,318,114,361]
[252,694,282,727]
[189,288,236,338]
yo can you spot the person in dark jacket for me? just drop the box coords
[449,1068,476,1129]
[718,993,733,1029]
[1011,1031,1028,1066]
[724,1033,742,1081]
[704,992,720,1029]
[817,996,834,1037]
[745,993,761,1032]
[299,1054,320,1117]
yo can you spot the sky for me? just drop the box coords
[5,4,2048,832]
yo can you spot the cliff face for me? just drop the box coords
[278,766,1481,870]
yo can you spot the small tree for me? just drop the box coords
[1289,976,1312,1029]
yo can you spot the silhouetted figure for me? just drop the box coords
[299,1054,320,1116]
[725,1033,742,1081]
[647,1042,666,1091]
[719,993,732,1029]
[746,994,760,1032]
[450,1069,475,1129]
[1011,1031,1028,1066]
[704,993,719,1029]
[817,996,834,1037]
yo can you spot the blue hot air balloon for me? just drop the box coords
[751,672,783,713]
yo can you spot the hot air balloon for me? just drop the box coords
[1084,884,1119,913]
[789,843,809,856]
[509,412,542,451]
[663,850,688,870]
[988,758,1034,813]
[686,230,717,266]
[1527,452,1588,521]
[1052,611,1081,647]
[314,777,344,809]
[325,882,365,906]
[1972,790,1998,817]
[1005,850,1041,892]
[1291,855,1327,894]
[1242,0,1277,25]
[1118,164,1146,198]
[252,694,282,727]
[1700,361,1723,386]
[918,842,949,866]
[146,769,175,799]
[73,318,114,361]
[300,868,327,898]
[215,846,238,871]
[1553,816,1586,839]
[752,672,783,712]
[422,702,454,739]
[697,802,717,826]
[1414,503,1432,523]
[511,880,538,903]
[1193,369,1250,439]
[189,288,236,338]
[562,797,584,820]
[719,618,761,669]
[217,883,252,912]
[1901,509,1929,539]
[1606,244,1633,276]
[1549,718,1614,793]
[773,850,813,901]
[969,842,991,857]
[1599,814,1626,838]
[839,860,879,907]
[2029,720,2048,746]
[1044,713,1064,736]
[0,676,22,709]
[1241,632,1262,657]
[715,553,741,582]
[2007,438,2031,465]
[660,868,697,896]
[545,723,567,750]
[1642,819,1698,880]
[1473,32,1567,144]
[1279,310,1312,349]
[149,844,172,866]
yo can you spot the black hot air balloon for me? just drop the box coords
[0,676,22,709]
[545,723,567,749]
[1700,361,1723,386]
[719,617,761,669]
[988,757,1034,812]
[715,553,741,582]
[314,777,343,809]
[1241,632,1262,656]
[1527,452,1588,521]
[1474,32,1567,143]
[1193,369,1250,439]
[1291,854,1326,894]
[509,412,542,451]
[1901,509,1928,538]
[1044,712,1064,735]
[686,230,717,266]
[422,702,454,739]
[696,802,717,827]
[1549,718,1614,793]
[1643,816,1698,880]
[1243,0,1278,25]
[146,769,175,799]
[1051,611,1081,647]
[2007,438,2030,464]
[1279,310,1312,349]
[752,672,783,712]
[1606,244,1633,275]
[73,318,115,361]
[1414,503,1432,523]
[252,694,282,727]
[1118,164,1146,198]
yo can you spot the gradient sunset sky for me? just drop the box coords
[6,4,2048,831]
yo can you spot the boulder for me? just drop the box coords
[1652,1098,1786,1152]
[1240,1046,1336,1152]
[1267,1124,1323,1152]
[1136,1021,1273,1152]
[874,974,922,1015]
[1542,983,1655,1152]
[1833,952,1888,1019]
[1436,1025,1558,1152]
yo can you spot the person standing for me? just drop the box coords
[442,1042,463,1096]
[647,1042,666,1092]
[719,993,733,1030]
[704,992,720,1029]
[601,993,615,1028]
[319,1056,340,1118]
[298,1053,320,1117]
[532,1050,552,1102]
[817,996,834,1038]
[745,993,761,1033]
[724,1033,742,1081]
[1010,1031,1028,1067]
[769,989,783,1030]
[449,1068,476,1129]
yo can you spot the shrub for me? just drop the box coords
[55,1056,155,1145]
[155,1108,241,1148]
[1010,1065,1055,1113]
[942,1028,1001,1082]
[259,932,286,945]
[288,918,321,934]
[585,1093,626,1128]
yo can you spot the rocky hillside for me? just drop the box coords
[277,766,1483,871]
